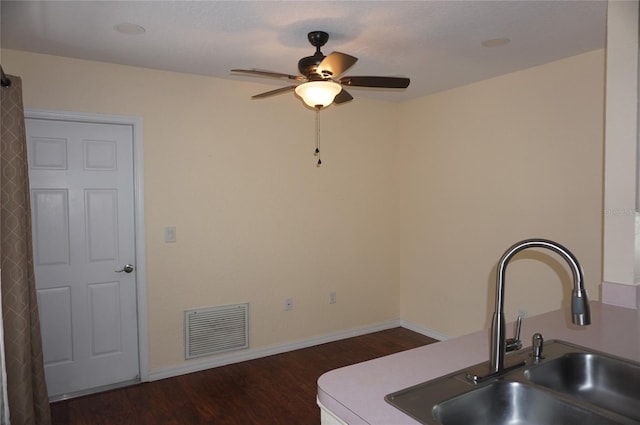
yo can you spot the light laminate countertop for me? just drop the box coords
[317,302,640,425]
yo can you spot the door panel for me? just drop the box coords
[85,189,118,262]
[26,118,139,398]
[88,281,122,356]
[37,287,73,365]
[32,189,70,265]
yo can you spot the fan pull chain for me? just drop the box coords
[315,106,322,167]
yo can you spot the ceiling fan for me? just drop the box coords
[232,31,410,109]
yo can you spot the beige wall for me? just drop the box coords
[2,46,606,368]
[2,49,401,371]
[398,50,605,337]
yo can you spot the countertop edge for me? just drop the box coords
[317,301,640,425]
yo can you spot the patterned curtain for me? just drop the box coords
[0,273,9,425]
[0,75,51,424]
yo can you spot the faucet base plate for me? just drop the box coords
[465,357,526,383]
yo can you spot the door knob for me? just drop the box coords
[115,264,135,273]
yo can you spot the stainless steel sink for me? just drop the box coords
[433,381,616,425]
[526,351,640,421]
[385,340,640,425]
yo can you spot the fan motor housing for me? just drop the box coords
[298,30,330,78]
[298,55,325,78]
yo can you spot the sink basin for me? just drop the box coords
[385,340,640,425]
[526,352,640,421]
[433,380,617,425]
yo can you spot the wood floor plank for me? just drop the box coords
[50,327,437,425]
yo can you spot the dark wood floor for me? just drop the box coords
[50,327,436,425]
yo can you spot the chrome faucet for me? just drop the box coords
[489,239,591,373]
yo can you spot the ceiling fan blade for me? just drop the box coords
[251,85,297,99]
[232,69,304,81]
[318,52,358,78]
[339,76,410,89]
[333,89,354,104]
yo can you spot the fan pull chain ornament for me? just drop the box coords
[315,106,322,167]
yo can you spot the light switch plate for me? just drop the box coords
[164,226,176,243]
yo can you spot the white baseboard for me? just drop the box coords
[399,320,449,341]
[149,320,404,381]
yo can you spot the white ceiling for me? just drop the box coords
[0,1,607,102]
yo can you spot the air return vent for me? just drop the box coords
[184,303,249,359]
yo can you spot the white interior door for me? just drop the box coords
[26,117,140,399]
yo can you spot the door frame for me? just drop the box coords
[25,108,149,383]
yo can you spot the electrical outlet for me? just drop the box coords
[330,291,336,304]
[285,298,293,311]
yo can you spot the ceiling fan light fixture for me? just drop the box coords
[295,81,342,108]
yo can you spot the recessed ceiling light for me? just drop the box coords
[481,37,511,48]
[114,23,146,35]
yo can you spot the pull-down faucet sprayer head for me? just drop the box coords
[555,239,591,326]
[572,288,591,326]
[489,238,591,375]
